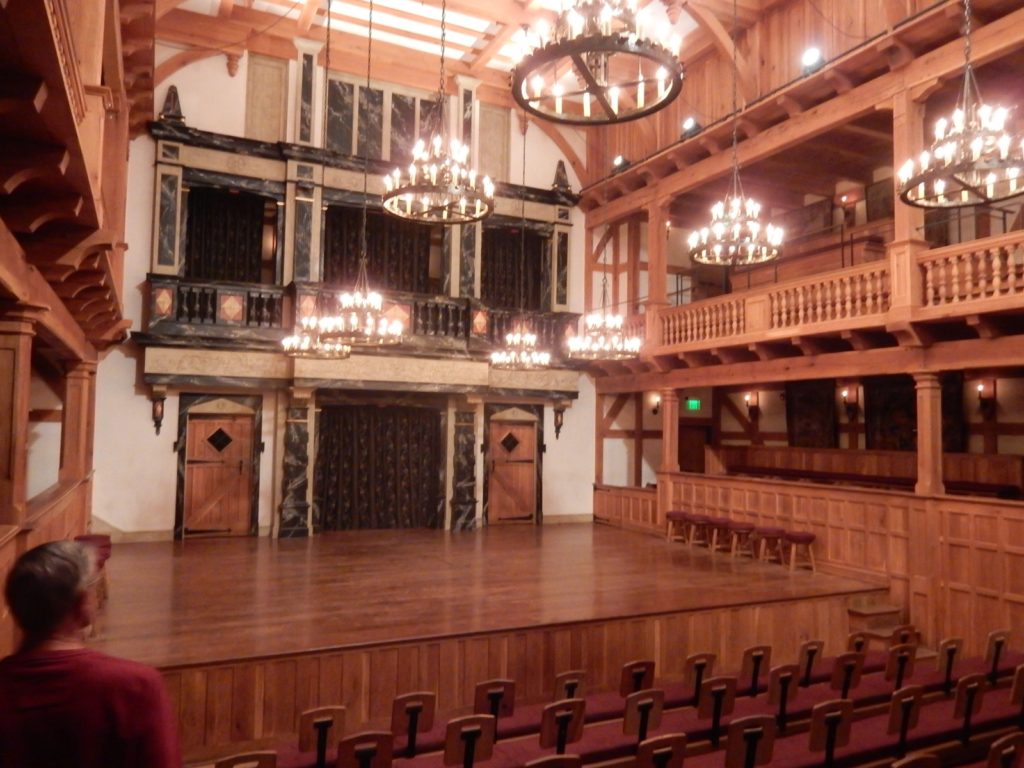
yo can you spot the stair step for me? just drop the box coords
[848,604,905,631]
[848,603,903,617]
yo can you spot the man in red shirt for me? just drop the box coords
[0,540,181,768]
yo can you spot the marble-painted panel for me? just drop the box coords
[451,410,477,530]
[556,231,568,306]
[158,173,178,267]
[299,53,314,144]
[294,194,313,281]
[441,226,452,296]
[460,222,476,299]
[419,98,441,142]
[358,86,384,160]
[280,405,311,538]
[390,93,416,166]
[462,88,473,145]
[327,79,354,154]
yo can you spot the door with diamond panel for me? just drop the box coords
[487,420,536,523]
[183,415,254,536]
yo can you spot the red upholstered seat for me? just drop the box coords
[784,531,816,544]
[665,511,688,521]
[754,526,785,536]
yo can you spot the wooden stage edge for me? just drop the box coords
[95,527,888,755]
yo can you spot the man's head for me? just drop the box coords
[4,540,97,645]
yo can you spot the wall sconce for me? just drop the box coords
[743,391,759,417]
[652,395,661,416]
[681,116,702,137]
[840,386,859,419]
[151,389,167,435]
[553,406,566,439]
[977,378,996,416]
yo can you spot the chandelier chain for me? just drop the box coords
[439,0,447,109]
[357,0,374,291]
[729,0,742,200]
[519,117,527,313]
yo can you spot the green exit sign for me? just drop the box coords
[685,398,702,411]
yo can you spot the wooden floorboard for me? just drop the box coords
[95,524,879,669]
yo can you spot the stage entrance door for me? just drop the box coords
[487,413,537,523]
[183,414,254,536]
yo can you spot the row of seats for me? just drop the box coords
[199,628,1021,768]
[665,512,817,571]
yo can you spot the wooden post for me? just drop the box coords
[60,362,97,483]
[594,393,604,486]
[645,203,669,346]
[889,89,930,317]
[659,389,680,474]
[632,393,643,487]
[914,373,944,496]
[0,310,38,526]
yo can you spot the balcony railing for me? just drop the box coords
[148,275,287,339]
[918,229,1024,310]
[767,261,890,329]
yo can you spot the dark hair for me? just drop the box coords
[4,541,94,639]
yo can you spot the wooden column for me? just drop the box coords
[914,373,944,496]
[0,311,37,525]
[659,389,680,473]
[594,393,604,485]
[645,203,668,345]
[59,361,97,483]
[889,89,930,316]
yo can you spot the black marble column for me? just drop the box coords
[390,93,416,165]
[556,231,569,307]
[451,410,478,530]
[157,171,179,267]
[327,79,354,154]
[441,227,452,296]
[280,398,312,538]
[299,52,314,144]
[357,86,384,159]
[294,186,313,281]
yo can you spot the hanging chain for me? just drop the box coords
[729,0,741,198]
[960,0,977,110]
[357,0,374,280]
[440,0,447,99]
[519,118,527,314]
[963,0,972,68]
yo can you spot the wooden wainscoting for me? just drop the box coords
[593,484,658,532]
[661,471,1024,656]
[162,589,880,757]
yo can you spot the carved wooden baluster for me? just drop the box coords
[838,276,848,318]
[1009,246,1020,294]
[923,260,935,306]
[738,300,745,333]
[954,255,965,303]
[990,247,1001,297]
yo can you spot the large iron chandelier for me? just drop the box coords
[382,0,493,224]
[491,122,552,371]
[688,0,781,267]
[567,262,640,361]
[282,315,352,359]
[897,0,1024,208]
[510,0,683,125]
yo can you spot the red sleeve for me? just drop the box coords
[129,667,182,768]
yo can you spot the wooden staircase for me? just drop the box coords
[848,600,937,661]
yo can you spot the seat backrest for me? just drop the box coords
[808,700,853,753]
[884,644,917,684]
[390,692,437,738]
[636,733,687,768]
[891,754,941,768]
[619,660,656,697]
[1011,664,1024,707]
[539,698,586,749]
[829,651,864,693]
[767,664,800,706]
[890,624,918,646]
[298,706,347,753]
[335,731,394,768]
[683,653,716,690]
[723,715,775,768]
[797,640,825,683]
[846,631,869,653]
[525,756,583,768]
[553,670,586,700]
[985,732,1024,768]
[986,629,1012,665]
[954,673,987,719]
[697,676,737,719]
[886,685,924,735]
[623,689,665,737]
[214,752,277,768]
[936,638,963,672]
[442,715,496,768]
[473,679,516,717]
[739,645,772,694]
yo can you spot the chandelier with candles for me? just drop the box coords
[382,0,494,224]
[567,264,640,360]
[688,0,782,267]
[897,0,1023,208]
[510,0,684,126]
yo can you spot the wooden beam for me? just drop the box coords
[154,48,221,86]
[297,0,318,31]
[682,0,757,102]
[218,0,235,19]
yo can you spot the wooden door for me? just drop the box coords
[678,426,710,474]
[184,415,254,536]
[488,420,536,523]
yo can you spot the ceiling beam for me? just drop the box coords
[681,0,757,102]
[297,0,319,32]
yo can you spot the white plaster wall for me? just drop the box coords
[155,43,249,137]
[26,373,62,498]
[543,376,596,519]
[509,121,582,191]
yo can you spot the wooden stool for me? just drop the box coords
[783,530,816,571]
[687,515,712,547]
[708,518,733,553]
[665,511,688,543]
[729,521,756,558]
[754,527,785,563]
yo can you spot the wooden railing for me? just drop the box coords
[622,313,646,343]
[767,261,890,329]
[659,469,1024,657]
[592,484,658,532]
[487,308,578,353]
[918,229,1024,309]
[149,275,286,332]
[660,295,746,346]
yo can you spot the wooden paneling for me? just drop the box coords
[593,484,659,532]
[164,588,878,757]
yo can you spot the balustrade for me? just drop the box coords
[150,276,286,331]
[768,262,890,329]
[919,230,1024,308]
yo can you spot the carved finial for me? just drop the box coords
[225,53,241,77]
[158,85,185,123]
[552,160,571,193]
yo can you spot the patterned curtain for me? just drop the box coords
[185,187,265,283]
[314,405,442,530]
[481,225,545,310]
[323,206,431,292]
[785,380,837,448]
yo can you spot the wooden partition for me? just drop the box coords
[660,471,1024,656]
[593,484,658,532]
[0,527,18,656]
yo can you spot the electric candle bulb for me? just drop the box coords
[609,86,619,114]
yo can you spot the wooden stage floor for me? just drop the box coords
[95,524,881,670]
